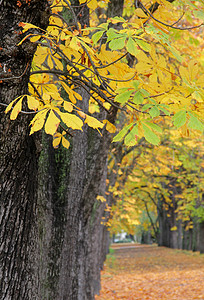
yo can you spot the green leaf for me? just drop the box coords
[124,125,138,146]
[131,80,140,89]
[142,124,160,145]
[107,28,124,41]
[169,45,183,62]
[173,110,186,128]
[136,39,151,52]
[109,37,126,50]
[115,90,133,104]
[92,30,104,44]
[144,121,162,133]
[149,106,160,118]
[142,103,153,112]
[133,91,144,104]
[193,10,204,21]
[188,113,204,132]
[126,37,139,57]
[140,89,150,97]
[112,122,134,142]
[98,22,108,30]
[159,105,170,116]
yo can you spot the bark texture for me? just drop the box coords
[0,1,50,299]
[37,1,119,299]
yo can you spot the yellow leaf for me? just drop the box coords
[103,119,116,133]
[69,36,80,51]
[49,15,64,28]
[85,114,104,129]
[61,82,77,104]
[30,109,48,135]
[61,0,71,6]
[53,56,64,70]
[73,90,82,101]
[59,112,83,130]
[64,101,73,112]
[10,98,23,120]
[18,22,42,33]
[53,132,62,148]
[5,96,23,114]
[29,35,42,42]
[77,111,86,118]
[87,0,98,10]
[47,55,54,69]
[97,195,106,202]
[135,8,148,19]
[171,226,177,231]
[33,46,48,65]
[45,110,60,135]
[179,66,189,82]
[62,136,70,149]
[27,96,39,110]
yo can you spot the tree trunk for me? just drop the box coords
[37,1,122,298]
[199,221,204,253]
[57,85,117,299]
[0,1,50,299]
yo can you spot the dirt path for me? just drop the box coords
[95,244,204,300]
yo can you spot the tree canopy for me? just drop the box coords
[4,0,204,148]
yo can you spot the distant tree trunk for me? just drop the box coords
[157,197,170,247]
[141,230,152,244]
[177,220,182,249]
[199,221,204,253]
[0,1,50,299]
[106,0,124,18]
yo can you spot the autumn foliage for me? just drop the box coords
[4,0,204,148]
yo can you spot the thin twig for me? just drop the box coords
[0,62,30,82]
[140,2,203,30]
[0,102,40,114]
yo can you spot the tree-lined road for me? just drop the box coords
[96,244,204,300]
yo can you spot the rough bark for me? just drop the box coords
[0,1,50,299]
[37,1,120,299]
[56,84,117,299]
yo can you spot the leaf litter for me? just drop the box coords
[96,244,204,300]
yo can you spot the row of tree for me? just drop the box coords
[108,132,204,252]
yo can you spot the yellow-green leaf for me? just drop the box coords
[126,37,139,57]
